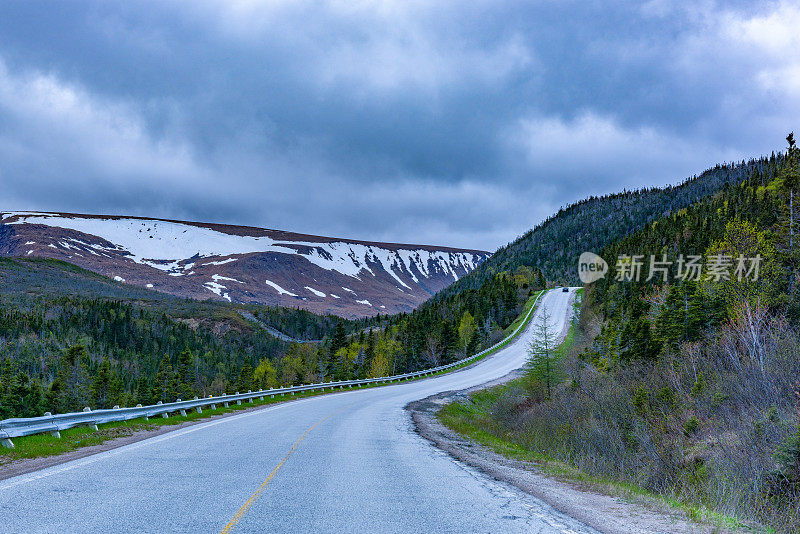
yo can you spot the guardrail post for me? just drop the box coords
[175,399,187,417]
[157,401,168,418]
[83,407,100,430]
[1,438,13,448]
[42,412,62,438]
[236,392,242,405]
[224,401,229,408]
[135,403,149,421]
[210,396,217,410]
[259,389,265,401]
[269,387,274,399]
[194,397,202,414]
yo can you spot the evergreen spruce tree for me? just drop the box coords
[91,358,113,409]
[686,285,705,340]
[1,372,26,418]
[58,345,91,412]
[135,376,154,406]
[776,132,800,294]
[657,285,684,350]
[45,379,66,415]
[237,363,254,392]
[526,306,561,399]
[0,360,12,418]
[176,348,196,399]
[331,321,347,355]
[25,377,44,418]
[622,317,657,360]
[153,354,178,403]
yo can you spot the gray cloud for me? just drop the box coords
[0,1,797,250]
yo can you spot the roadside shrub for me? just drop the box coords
[684,417,699,436]
[466,309,800,531]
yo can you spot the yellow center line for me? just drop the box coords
[220,403,353,534]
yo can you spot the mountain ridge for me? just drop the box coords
[0,211,486,253]
[0,211,489,318]
[431,156,778,298]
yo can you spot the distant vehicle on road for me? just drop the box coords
[562,287,569,292]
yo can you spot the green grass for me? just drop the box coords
[553,288,582,359]
[503,290,544,337]
[1,290,548,465]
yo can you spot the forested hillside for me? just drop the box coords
[0,256,536,420]
[455,137,800,531]
[0,259,375,418]
[439,156,779,295]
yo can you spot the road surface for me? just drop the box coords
[0,288,593,533]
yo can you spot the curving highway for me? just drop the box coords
[0,288,593,533]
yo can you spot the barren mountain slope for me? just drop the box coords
[0,212,488,318]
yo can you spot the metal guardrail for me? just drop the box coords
[0,290,547,448]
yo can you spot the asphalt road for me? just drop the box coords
[0,288,594,534]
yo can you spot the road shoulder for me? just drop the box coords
[407,372,720,534]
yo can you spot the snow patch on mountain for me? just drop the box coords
[265,279,297,297]
[203,258,238,266]
[212,274,242,284]
[204,280,231,301]
[305,286,326,297]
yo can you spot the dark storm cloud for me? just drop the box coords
[0,1,797,250]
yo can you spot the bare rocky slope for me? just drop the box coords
[0,212,488,318]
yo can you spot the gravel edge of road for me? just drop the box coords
[406,377,723,534]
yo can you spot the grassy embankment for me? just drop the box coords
[438,288,756,532]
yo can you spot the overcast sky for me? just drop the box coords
[1,1,798,251]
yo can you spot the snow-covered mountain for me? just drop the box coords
[0,212,489,318]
